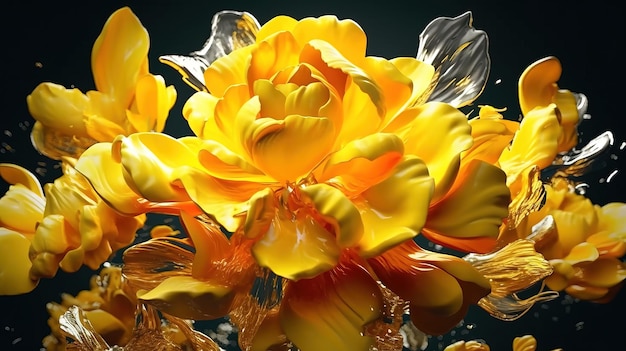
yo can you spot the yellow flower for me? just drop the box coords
[26,6,177,160]
[524,180,626,302]
[29,158,146,281]
[0,164,45,294]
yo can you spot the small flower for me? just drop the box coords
[26,7,177,160]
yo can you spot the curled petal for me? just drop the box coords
[0,229,38,295]
[179,211,230,280]
[0,183,44,234]
[300,183,364,248]
[252,212,341,280]
[249,115,335,182]
[26,83,90,136]
[279,259,382,351]
[357,156,434,257]
[417,11,490,108]
[518,56,561,115]
[138,276,235,320]
[423,160,510,253]
[319,133,404,194]
[0,163,44,197]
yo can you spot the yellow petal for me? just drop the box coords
[255,15,298,42]
[360,56,412,123]
[389,57,435,108]
[244,188,276,239]
[249,115,335,182]
[0,228,38,295]
[498,105,561,186]
[402,102,473,202]
[75,143,145,215]
[83,309,131,345]
[0,184,44,234]
[279,261,382,351]
[0,163,44,197]
[182,91,219,139]
[115,133,199,203]
[84,114,127,141]
[91,6,149,107]
[26,82,90,136]
[300,183,364,248]
[292,15,367,64]
[247,31,300,83]
[252,212,341,280]
[518,56,561,115]
[571,257,626,288]
[138,276,235,320]
[198,140,267,181]
[319,133,404,194]
[563,242,599,264]
[204,45,254,98]
[357,156,434,257]
[129,74,177,133]
[423,160,510,247]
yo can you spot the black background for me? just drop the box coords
[1,1,625,350]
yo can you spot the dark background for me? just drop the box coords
[1,1,624,350]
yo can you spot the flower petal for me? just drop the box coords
[26,83,90,136]
[91,6,149,107]
[417,12,490,108]
[356,156,434,257]
[128,74,177,133]
[0,163,44,197]
[252,211,341,280]
[249,115,335,182]
[0,228,38,295]
[319,133,404,194]
[300,183,364,248]
[402,102,473,202]
[279,259,382,351]
[138,276,235,320]
[518,56,561,115]
[422,160,510,253]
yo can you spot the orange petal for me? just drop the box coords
[279,259,382,351]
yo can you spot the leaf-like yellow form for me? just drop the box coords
[128,74,177,133]
[357,156,434,257]
[512,335,537,351]
[91,6,149,107]
[248,31,300,83]
[204,45,254,98]
[27,83,91,136]
[0,229,38,294]
[279,261,382,351]
[139,276,235,320]
[252,212,341,280]
[179,211,230,280]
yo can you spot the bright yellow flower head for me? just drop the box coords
[26,6,177,160]
[0,164,45,295]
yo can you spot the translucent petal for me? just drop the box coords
[91,7,149,107]
[178,211,230,280]
[417,12,490,108]
[279,260,382,351]
[139,276,235,320]
[0,228,38,294]
[252,212,341,280]
[422,160,510,252]
[357,156,434,257]
[249,115,335,182]
[159,10,260,92]
[402,102,473,202]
